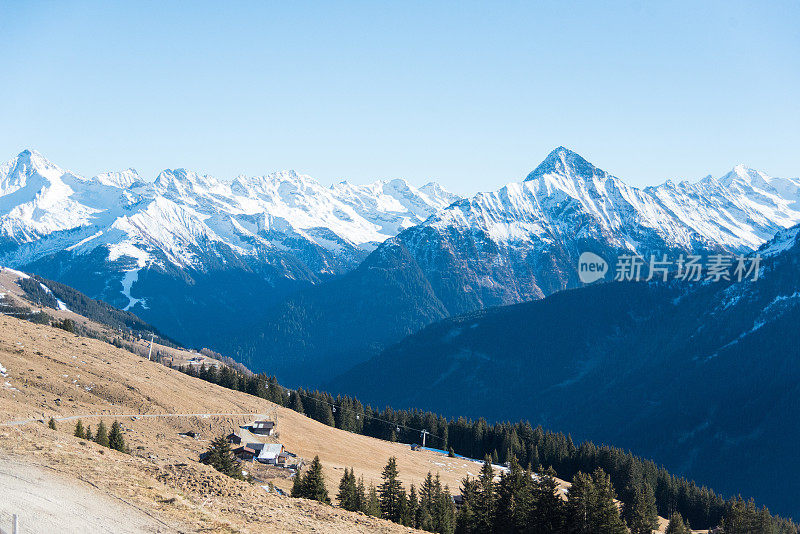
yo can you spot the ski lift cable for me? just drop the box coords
[285,386,445,443]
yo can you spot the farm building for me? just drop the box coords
[251,420,276,436]
[257,443,285,465]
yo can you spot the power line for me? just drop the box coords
[277,383,446,444]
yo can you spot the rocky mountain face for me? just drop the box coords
[330,224,800,518]
[2,147,799,385]
[229,147,800,384]
[0,149,458,348]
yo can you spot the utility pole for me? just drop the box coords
[147,333,155,361]
[421,429,429,448]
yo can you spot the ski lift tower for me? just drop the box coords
[147,333,155,360]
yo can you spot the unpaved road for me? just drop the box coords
[1,412,263,427]
[0,456,176,534]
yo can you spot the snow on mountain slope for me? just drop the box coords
[423,146,800,255]
[0,150,459,275]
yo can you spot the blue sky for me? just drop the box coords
[1,1,798,194]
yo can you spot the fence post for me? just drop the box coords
[12,514,17,534]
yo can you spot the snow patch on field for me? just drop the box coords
[38,282,70,311]
[1,266,30,279]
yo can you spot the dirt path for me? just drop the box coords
[1,412,263,427]
[0,456,176,534]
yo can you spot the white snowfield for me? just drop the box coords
[424,148,800,254]
[0,150,460,271]
[1,147,799,286]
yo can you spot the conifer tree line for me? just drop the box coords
[175,363,798,532]
[335,457,456,533]
[73,419,129,453]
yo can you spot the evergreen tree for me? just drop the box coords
[74,419,84,438]
[292,456,330,503]
[202,434,244,480]
[48,417,57,430]
[455,477,478,534]
[378,457,404,522]
[291,469,303,497]
[720,497,775,534]
[108,420,127,453]
[408,485,420,529]
[566,471,596,534]
[337,468,359,511]
[94,420,110,447]
[84,425,93,442]
[289,391,304,414]
[366,483,381,517]
[531,466,565,533]
[475,456,496,533]
[494,455,529,533]
[321,404,335,427]
[434,481,456,534]
[665,512,691,534]
[356,475,367,513]
[590,468,628,534]
[627,482,659,534]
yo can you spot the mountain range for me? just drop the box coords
[2,147,799,383]
[332,223,800,517]
[0,149,458,349]
[221,147,800,383]
[3,146,800,517]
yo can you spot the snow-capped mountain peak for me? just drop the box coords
[93,168,141,188]
[525,146,604,183]
[0,150,461,278]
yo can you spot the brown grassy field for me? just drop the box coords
[0,308,682,532]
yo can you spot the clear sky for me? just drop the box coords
[1,1,798,195]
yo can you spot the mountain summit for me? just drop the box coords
[524,146,602,182]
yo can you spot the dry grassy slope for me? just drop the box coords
[0,315,422,533]
[0,314,680,533]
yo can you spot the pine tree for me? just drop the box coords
[291,469,303,497]
[434,482,456,534]
[566,471,595,534]
[665,512,691,534]
[356,475,367,513]
[531,466,565,533]
[108,420,127,453]
[408,485,420,529]
[289,391,304,414]
[455,477,478,534]
[74,419,84,438]
[366,483,381,517]
[84,425,93,442]
[321,404,335,427]
[475,456,496,533]
[494,455,529,533]
[202,435,243,480]
[292,456,330,504]
[48,417,57,430]
[94,420,110,447]
[627,482,659,534]
[378,457,404,522]
[337,468,359,511]
[590,468,628,534]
